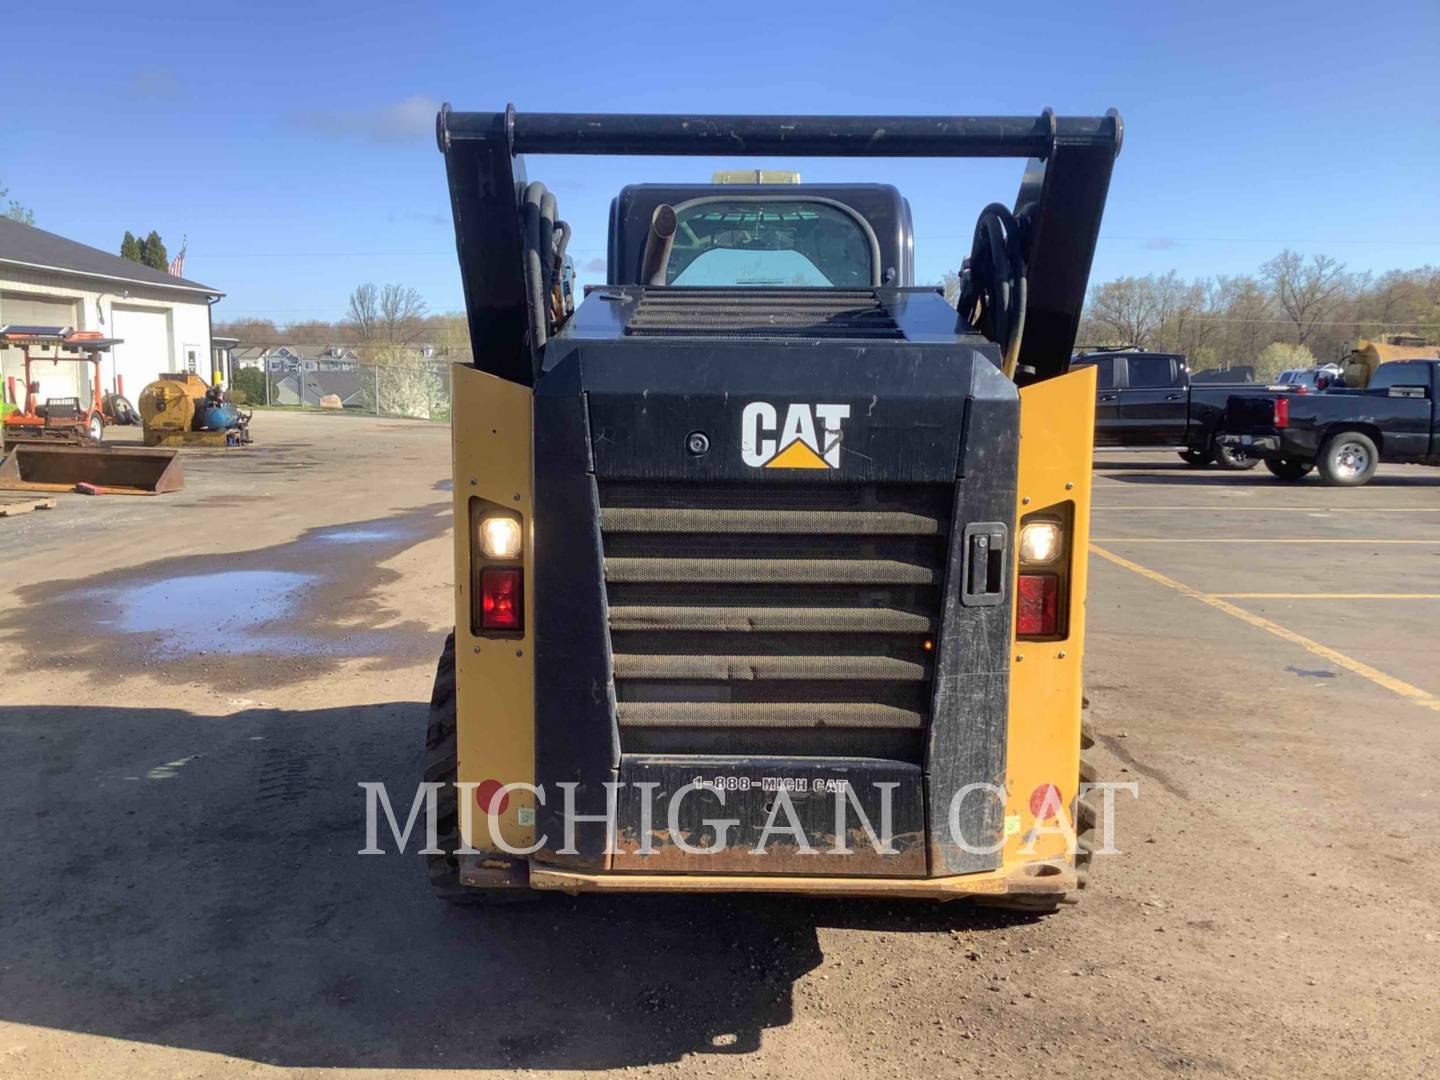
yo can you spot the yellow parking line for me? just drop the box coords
[1091,538,1437,544]
[1212,593,1440,600]
[1094,507,1440,513]
[1090,544,1440,715]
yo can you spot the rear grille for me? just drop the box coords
[625,288,904,340]
[599,481,952,761]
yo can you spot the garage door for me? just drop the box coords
[1,292,84,405]
[109,306,171,400]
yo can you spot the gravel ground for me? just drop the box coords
[2,415,1437,1078]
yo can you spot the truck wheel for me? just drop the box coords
[1316,431,1379,487]
[1178,448,1213,468]
[1214,443,1260,470]
[1264,458,1313,482]
[423,631,536,906]
[88,414,104,442]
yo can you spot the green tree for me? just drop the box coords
[229,366,266,405]
[141,231,169,272]
[1254,341,1317,382]
[120,231,142,262]
[1,180,35,225]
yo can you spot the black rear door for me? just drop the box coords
[1115,355,1188,445]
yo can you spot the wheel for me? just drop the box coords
[424,632,536,906]
[1214,442,1260,470]
[87,413,104,442]
[109,394,140,426]
[1178,448,1214,468]
[1265,458,1313,482]
[1316,431,1379,487]
[1075,716,1098,891]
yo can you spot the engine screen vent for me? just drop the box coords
[625,288,904,341]
[599,479,952,762]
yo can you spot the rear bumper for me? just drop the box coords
[462,854,1077,902]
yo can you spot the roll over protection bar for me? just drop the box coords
[437,105,1122,386]
[438,107,1123,159]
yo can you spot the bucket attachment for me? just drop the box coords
[0,443,184,496]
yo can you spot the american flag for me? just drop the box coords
[169,235,187,277]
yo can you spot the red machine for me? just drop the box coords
[1,326,128,449]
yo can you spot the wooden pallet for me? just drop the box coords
[0,493,56,517]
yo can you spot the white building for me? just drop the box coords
[0,216,223,407]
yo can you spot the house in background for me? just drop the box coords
[0,216,223,406]
[272,369,367,408]
[231,344,360,373]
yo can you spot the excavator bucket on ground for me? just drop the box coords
[0,443,183,495]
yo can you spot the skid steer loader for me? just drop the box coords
[428,107,1121,909]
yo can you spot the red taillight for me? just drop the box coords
[481,568,523,631]
[1274,397,1290,428]
[1016,573,1059,636]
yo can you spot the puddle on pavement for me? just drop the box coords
[4,503,452,690]
[314,523,417,545]
[95,569,320,654]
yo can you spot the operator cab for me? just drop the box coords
[607,183,915,288]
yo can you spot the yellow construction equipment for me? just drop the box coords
[1341,335,1440,388]
[138,372,252,447]
[425,106,1122,910]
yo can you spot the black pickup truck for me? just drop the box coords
[1070,350,1283,468]
[1220,359,1440,486]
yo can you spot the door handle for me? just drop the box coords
[959,522,1007,608]
[1166,393,1184,400]
[1099,394,1118,402]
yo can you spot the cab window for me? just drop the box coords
[1072,356,1117,390]
[1370,361,1430,392]
[667,200,874,287]
[1125,355,1178,389]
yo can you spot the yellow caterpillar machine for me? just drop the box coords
[427,107,1122,909]
[138,372,252,447]
[1340,335,1440,388]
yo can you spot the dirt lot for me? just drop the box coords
[2,416,1438,1079]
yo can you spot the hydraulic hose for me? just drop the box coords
[522,182,550,350]
[955,203,1029,378]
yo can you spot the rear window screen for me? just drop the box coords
[667,201,873,287]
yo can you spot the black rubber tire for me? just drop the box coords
[1265,458,1313,482]
[424,632,540,906]
[1214,442,1260,470]
[1075,716,1098,892]
[1178,448,1214,468]
[1316,431,1379,487]
[423,632,477,904]
[113,394,140,426]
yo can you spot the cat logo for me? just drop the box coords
[741,402,851,469]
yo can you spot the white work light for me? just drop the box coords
[1019,520,1063,565]
[480,515,523,560]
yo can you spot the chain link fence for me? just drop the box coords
[229,358,453,422]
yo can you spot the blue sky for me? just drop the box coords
[4,0,1437,325]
